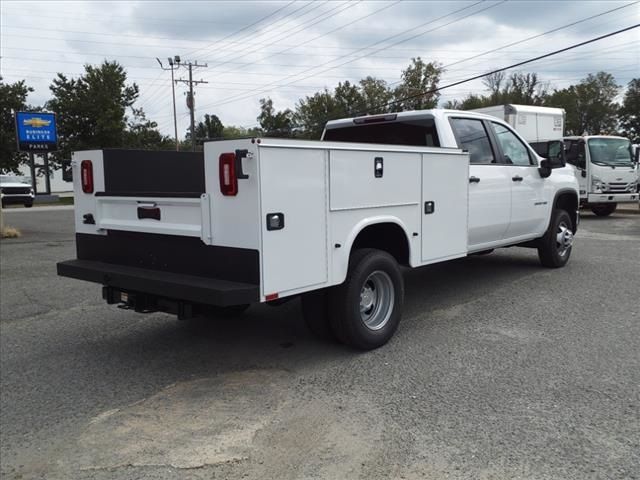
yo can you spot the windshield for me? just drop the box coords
[588,138,633,167]
[0,175,30,184]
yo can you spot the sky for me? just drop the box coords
[1,0,639,139]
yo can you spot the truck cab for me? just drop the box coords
[564,135,638,216]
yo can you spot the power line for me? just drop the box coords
[444,2,638,70]
[197,1,357,72]
[374,24,640,113]
[180,0,297,58]
[197,0,504,111]
[205,0,401,80]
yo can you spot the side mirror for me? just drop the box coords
[531,140,565,168]
[61,160,73,182]
[538,159,552,178]
[546,140,566,168]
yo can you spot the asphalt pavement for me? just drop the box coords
[1,208,638,480]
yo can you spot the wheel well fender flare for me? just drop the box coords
[549,188,580,233]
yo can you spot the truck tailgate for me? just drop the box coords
[94,194,212,242]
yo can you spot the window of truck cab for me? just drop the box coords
[490,122,535,166]
[322,116,440,147]
[448,117,498,164]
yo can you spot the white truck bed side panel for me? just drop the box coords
[421,152,469,263]
[329,150,421,211]
[72,150,106,236]
[259,147,328,296]
[204,140,261,250]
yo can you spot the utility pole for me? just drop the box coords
[175,60,208,152]
[156,56,181,151]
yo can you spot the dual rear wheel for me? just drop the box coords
[302,249,404,350]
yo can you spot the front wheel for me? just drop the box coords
[537,209,574,268]
[330,249,404,350]
[590,203,616,216]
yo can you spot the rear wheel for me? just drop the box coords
[330,249,404,350]
[24,202,33,208]
[590,203,616,216]
[537,209,573,268]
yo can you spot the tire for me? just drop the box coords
[590,203,616,216]
[24,202,33,208]
[301,289,335,341]
[329,249,404,350]
[537,209,574,268]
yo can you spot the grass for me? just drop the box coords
[1,227,21,238]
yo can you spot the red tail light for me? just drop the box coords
[219,153,238,196]
[80,160,94,193]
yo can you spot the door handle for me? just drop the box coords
[512,175,524,182]
[469,176,480,183]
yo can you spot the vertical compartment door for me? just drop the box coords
[260,147,328,296]
[421,152,469,263]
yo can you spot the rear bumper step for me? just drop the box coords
[57,259,259,306]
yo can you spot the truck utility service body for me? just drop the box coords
[58,109,579,349]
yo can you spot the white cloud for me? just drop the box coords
[1,0,638,137]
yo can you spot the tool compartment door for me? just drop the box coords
[259,146,328,296]
[421,152,469,263]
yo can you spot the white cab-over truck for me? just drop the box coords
[472,104,639,216]
[57,109,579,350]
[563,135,638,216]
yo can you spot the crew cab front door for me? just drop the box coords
[449,117,511,249]
[489,122,549,240]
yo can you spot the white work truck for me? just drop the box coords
[563,135,638,216]
[57,110,579,350]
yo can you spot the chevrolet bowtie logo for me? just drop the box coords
[23,117,52,128]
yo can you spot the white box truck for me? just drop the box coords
[472,104,639,215]
[58,109,579,350]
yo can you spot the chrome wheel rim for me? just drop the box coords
[359,270,394,330]
[556,221,573,257]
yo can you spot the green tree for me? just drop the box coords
[295,89,340,139]
[124,108,174,150]
[446,71,549,110]
[393,58,443,111]
[618,78,640,142]
[195,114,224,143]
[46,61,139,162]
[295,78,394,139]
[222,125,263,139]
[547,72,620,135]
[359,77,393,114]
[0,77,33,173]
[257,98,294,137]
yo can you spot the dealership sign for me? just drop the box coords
[15,112,58,152]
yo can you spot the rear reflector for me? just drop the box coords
[219,153,238,196]
[265,293,279,301]
[80,160,94,193]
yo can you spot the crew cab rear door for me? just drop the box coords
[448,117,511,249]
